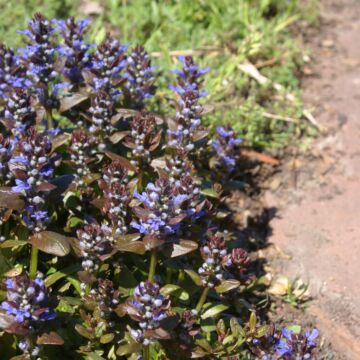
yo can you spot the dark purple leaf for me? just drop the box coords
[37,331,64,345]
[29,231,71,256]
[0,187,25,210]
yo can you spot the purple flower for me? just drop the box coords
[131,175,203,237]
[0,134,15,185]
[9,128,57,232]
[12,179,31,192]
[168,57,209,152]
[0,273,55,327]
[17,14,58,88]
[77,224,115,272]
[274,327,319,359]
[127,281,170,345]
[212,126,242,173]
[124,45,155,107]
[3,88,36,136]
[122,111,161,167]
[88,34,127,100]
[0,44,29,99]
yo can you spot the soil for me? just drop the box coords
[262,0,360,358]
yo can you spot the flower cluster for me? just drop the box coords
[77,223,114,272]
[17,13,59,104]
[125,45,155,107]
[68,129,97,186]
[90,34,127,98]
[88,91,115,141]
[223,247,250,273]
[1,273,55,326]
[3,87,36,136]
[85,278,120,317]
[0,44,29,99]
[198,234,228,288]
[55,17,93,87]
[123,111,161,166]
[127,281,170,345]
[275,327,319,359]
[9,128,56,231]
[99,161,131,232]
[164,149,193,181]
[0,133,14,184]
[131,175,202,237]
[212,126,242,172]
[167,56,209,152]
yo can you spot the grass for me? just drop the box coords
[0,0,319,149]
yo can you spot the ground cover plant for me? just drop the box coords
[0,0,319,149]
[0,13,320,360]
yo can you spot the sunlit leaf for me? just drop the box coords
[59,93,88,113]
[184,269,203,287]
[0,187,25,210]
[37,331,64,345]
[29,231,71,256]
[215,279,240,294]
[201,304,229,319]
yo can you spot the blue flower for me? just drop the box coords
[212,126,242,173]
[125,45,155,107]
[305,329,319,347]
[12,179,31,193]
[1,273,55,326]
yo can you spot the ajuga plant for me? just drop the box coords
[0,14,319,360]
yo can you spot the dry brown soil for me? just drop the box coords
[265,0,360,358]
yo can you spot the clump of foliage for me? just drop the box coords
[0,14,318,359]
[0,0,319,149]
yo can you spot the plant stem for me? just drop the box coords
[45,88,54,129]
[143,344,150,360]
[29,246,39,279]
[196,287,209,313]
[148,249,157,282]
[46,108,54,130]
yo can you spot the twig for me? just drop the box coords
[262,112,298,123]
[302,109,323,132]
[239,61,323,131]
[241,149,280,166]
[151,47,223,58]
[238,61,296,102]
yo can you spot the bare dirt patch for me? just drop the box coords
[264,0,360,358]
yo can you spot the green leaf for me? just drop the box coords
[287,325,301,334]
[200,188,220,199]
[255,325,269,338]
[201,304,229,319]
[160,284,189,301]
[200,318,217,333]
[116,342,141,356]
[0,240,27,249]
[29,231,71,257]
[184,269,203,287]
[249,311,257,333]
[215,279,240,294]
[66,276,82,294]
[0,249,12,274]
[216,319,226,335]
[100,333,114,344]
[44,263,82,287]
[230,317,245,338]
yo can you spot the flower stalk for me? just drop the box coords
[148,249,157,281]
[29,246,39,279]
[195,287,209,313]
